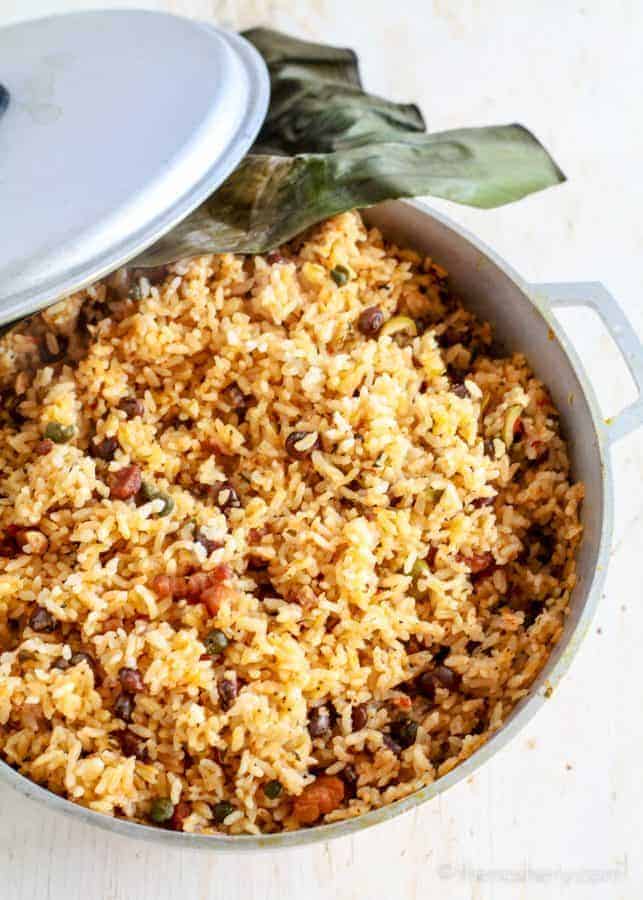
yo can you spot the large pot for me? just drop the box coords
[2,199,641,849]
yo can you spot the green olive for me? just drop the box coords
[139,481,157,502]
[380,316,418,338]
[155,493,174,517]
[140,482,174,516]
[410,559,430,599]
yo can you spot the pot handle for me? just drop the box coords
[533,281,643,444]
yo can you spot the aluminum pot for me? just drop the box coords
[2,198,642,850]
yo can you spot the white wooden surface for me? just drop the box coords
[1,2,642,898]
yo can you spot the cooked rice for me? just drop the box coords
[0,211,583,834]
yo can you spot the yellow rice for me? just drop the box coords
[0,211,582,834]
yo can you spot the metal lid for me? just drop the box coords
[0,10,269,326]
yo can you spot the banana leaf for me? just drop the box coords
[134,28,564,265]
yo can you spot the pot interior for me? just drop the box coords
[0,200,607,850]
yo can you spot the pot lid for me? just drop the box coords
[0,10,269,326]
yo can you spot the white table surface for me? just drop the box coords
[1,2,642,898]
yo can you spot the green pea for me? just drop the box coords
[213,800,235,824]
[149,797,174,823]
[263,779,283,800]
[330,265,350,286]
[204,629,228,657]
[44,422,75,444]
[140,482,174,516]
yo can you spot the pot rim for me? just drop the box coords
[0,198,614,851]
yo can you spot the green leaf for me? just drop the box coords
[136,125,564,263]
[243,27,364,89]
[244,29,426,155]
[135,29,564,264]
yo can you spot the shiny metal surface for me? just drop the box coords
[1,199,641,849]
[0,10,269,327]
